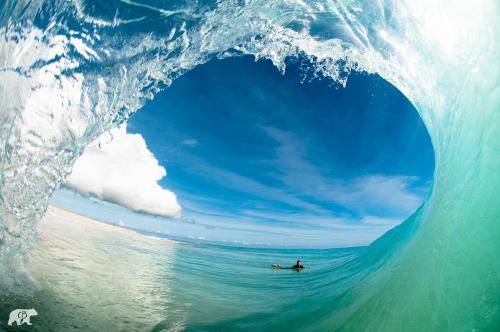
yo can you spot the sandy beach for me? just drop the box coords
[42,205,175,246]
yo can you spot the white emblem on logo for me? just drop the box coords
[8,308,38,326]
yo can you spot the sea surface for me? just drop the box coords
[1,207,363,331]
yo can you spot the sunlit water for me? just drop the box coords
[1,208,363,331]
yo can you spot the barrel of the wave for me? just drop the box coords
[332,1,500,330]
[0,0,499,329]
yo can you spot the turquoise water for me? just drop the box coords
[168,244,362,331]
[1,209,364,331]
[1,0,500,331]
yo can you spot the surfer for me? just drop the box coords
[272,260,304,270]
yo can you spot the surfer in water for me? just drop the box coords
[272,260,304,271]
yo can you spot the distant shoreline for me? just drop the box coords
[45,205,154,239]
[45,205,367,252]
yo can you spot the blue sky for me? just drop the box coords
[53,56,434,248]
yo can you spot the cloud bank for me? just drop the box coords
[65,125,181,218]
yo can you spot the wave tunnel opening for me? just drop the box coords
[0,53,441,331]
[85,55,434,249]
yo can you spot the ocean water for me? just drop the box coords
[2,208,364,331]
[1,0,500,331]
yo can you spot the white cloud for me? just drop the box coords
[181,138,198,147]
[65,125,181,218]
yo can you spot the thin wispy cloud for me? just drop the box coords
[164,124,426,246]
[260,126,425,218]
[361,215,401,226]
[181,138,199,147]
[179,153,329,213]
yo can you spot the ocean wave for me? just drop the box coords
[1,0,499,329]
